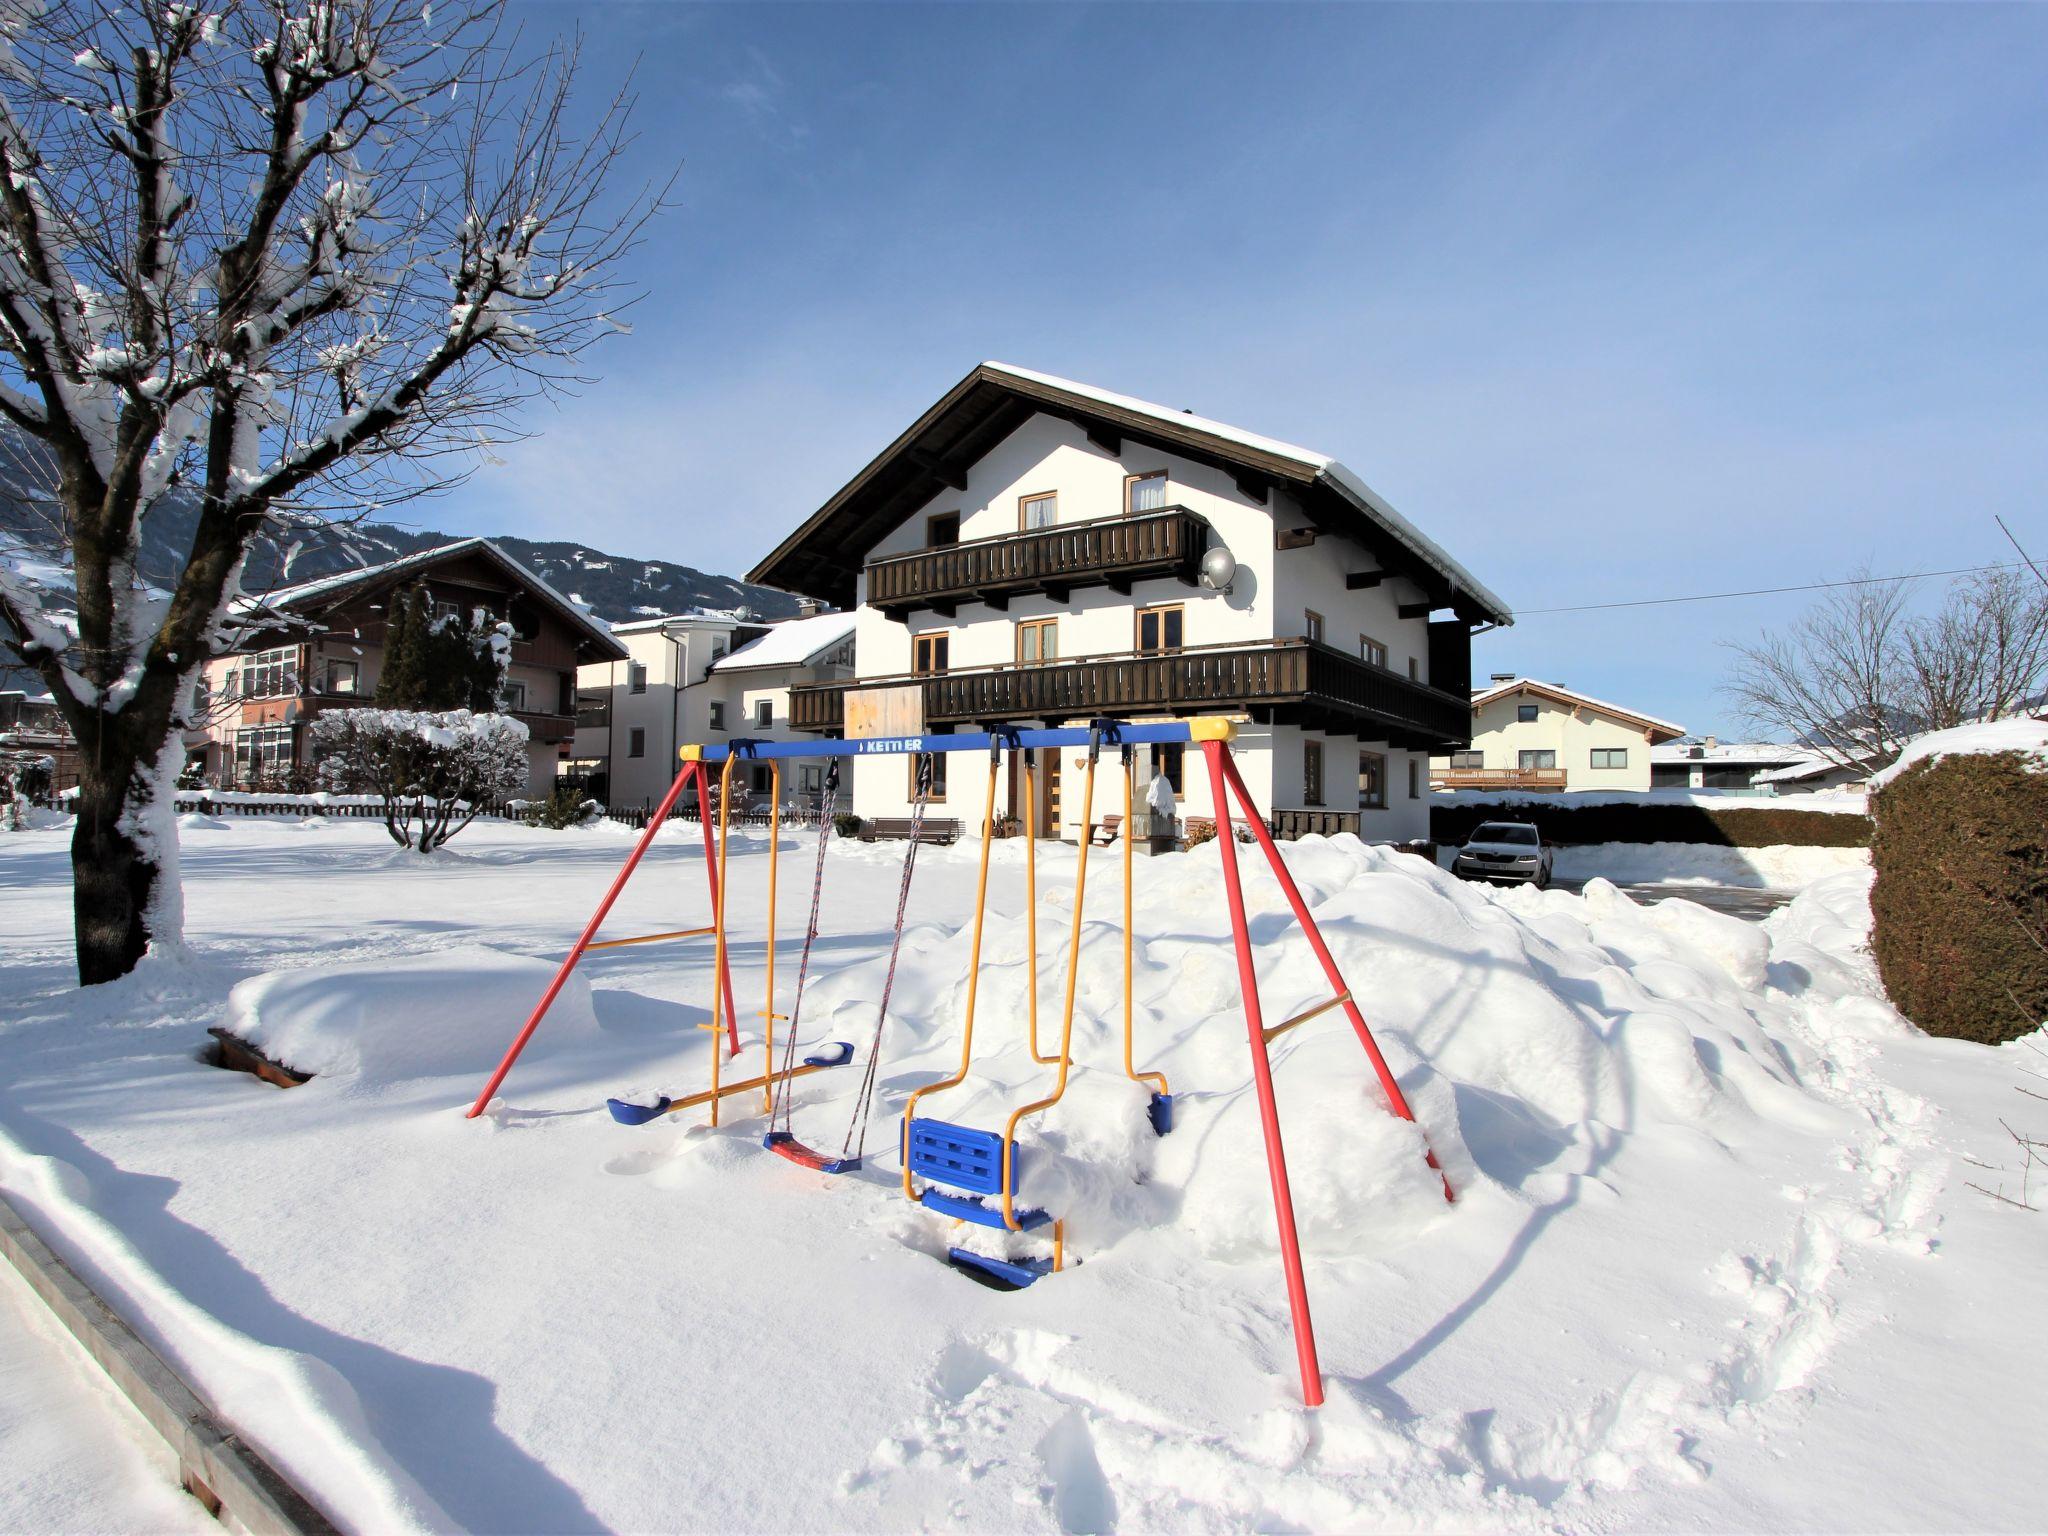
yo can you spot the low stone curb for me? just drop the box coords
[0,1190,339,1534]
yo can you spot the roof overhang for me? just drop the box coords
[748,364,1512,627]
[1474,678,1685,743]
[240,540,628,663]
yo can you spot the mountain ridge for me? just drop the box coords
[0,429,803,694]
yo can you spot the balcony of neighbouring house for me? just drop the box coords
[865,506,1211,618]
[789,638,1473,750]
[1430,766,1569,792]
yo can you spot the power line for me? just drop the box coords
[1512,560,2033,618]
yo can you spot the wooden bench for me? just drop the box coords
[1087,813,1123,847]
[858,816,962,846]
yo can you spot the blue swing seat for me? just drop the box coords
[948,1248,1054,1289]
[906,1118,1053,1230]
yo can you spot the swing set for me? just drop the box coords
[466,716,1449,1409]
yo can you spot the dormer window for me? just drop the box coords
[1126,472,1167,513]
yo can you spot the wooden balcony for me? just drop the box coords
[865,506,1210,618]
[1431,767,1568,792]
[789,639,1474,749]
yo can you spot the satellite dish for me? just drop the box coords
[1199,545,1237,593]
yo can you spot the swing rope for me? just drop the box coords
[838,755,934,1161]
[768,761,840,1136]
[767,755,934,1162]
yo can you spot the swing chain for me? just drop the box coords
[838,756,933,1159]
[768,768,839,1132]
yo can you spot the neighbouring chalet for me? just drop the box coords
[186,539,627,794]
[1430,677,1686,793]
[747,363,1512,842]
[569,607,856,811]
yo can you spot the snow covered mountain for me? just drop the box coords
[0,428,801,693]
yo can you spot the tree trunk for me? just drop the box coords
[68,716,182,986]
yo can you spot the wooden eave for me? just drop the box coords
[747,364,1508,627]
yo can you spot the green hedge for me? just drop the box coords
[1870,751,2048,1045]
[1431,801,1871,849]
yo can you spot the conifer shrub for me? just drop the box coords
[1869,750,2048,1044]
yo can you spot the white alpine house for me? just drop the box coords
[570,608,856,811]
[748,363,1511,841]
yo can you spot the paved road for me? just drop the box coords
[1552,878,1794,922]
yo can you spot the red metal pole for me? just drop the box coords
[696,765,740,1056]
[1217,751,1454,1203]
[1204,738,1324,1409]
[465,761,704,1118]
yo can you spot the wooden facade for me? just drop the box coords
[866,506,1209,618]
[790,637,1473,750]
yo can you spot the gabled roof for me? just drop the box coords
[235,539,628,661]
[1648,741,1808,767]
[747,362,1512,626]
[710,611,855,673]
[1472,677,1685,742]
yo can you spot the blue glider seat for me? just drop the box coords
[907,1117,1054,1230]
[919,1186,1052,1230]
[948,1248,1053,1290]
[1148,1093,1173,1136]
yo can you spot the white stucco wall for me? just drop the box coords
[1431,689,1660,792]
[843,411,1449,842]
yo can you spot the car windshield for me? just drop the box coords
[1472,823,1539,846]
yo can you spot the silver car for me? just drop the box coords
[1452,821,1553,887]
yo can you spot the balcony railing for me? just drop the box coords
[789,638,1473,748]
[1431,767,1568,791]
[865,506,1210,617]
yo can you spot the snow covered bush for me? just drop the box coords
[312,709,529,853]
[0,750,49,831]
[1871,729,2048,1044]
[522,783,602,830]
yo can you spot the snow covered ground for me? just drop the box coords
[0,1251,216,1533]
[1,816,2043,1533]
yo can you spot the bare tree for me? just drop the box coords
[1726,564,2048,771]
[0,1,662,983]
[1724,570,1916,770]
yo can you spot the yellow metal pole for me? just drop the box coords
[1122,751,1168,1099]
[901,750,1003,1203]
[999,746,1098,1231]
[581,926,718,953]
[660,1056,839,1118]
[1025,750,1053,1063]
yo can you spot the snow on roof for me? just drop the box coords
[985,363,1514,624]
[1648,741,1809,765]
[710,611,855,672]
[1469,677,1686,738]
[1753,755,1862,784]
[609,610,748,635]
[234,538,622,657]
[1867,717,2048,790]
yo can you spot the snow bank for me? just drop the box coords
[14,817,2030,1533]
[1550,841,1871,888]
[1867,717,2048,788]
[222,947,597,1085]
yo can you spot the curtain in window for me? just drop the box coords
[1130,474,1167,512]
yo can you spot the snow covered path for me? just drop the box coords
[0,817,2042,1532]
[0,1243,215,1533]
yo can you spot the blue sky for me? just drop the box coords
[433,2,2048,738]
